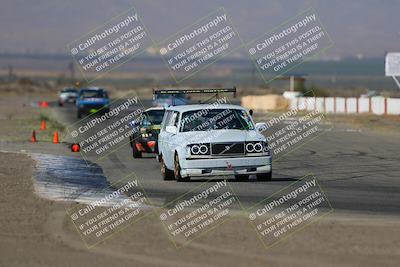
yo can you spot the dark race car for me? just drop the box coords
[129,107,165,158]
[76,88,110,118]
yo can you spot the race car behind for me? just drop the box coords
[58,88,78,106]
[129,107,165,158]
[76,87,110,118]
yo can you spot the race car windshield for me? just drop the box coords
[80,90,108,99]
[142,110,165,125]
[61,89,78,93]
[180,109,254,132]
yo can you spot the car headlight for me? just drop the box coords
[245,142,254,153]
[188,144,210,155]
[199,144,209,154]
[191,144,200,154]
[246,141,269,154]
[254,142,263,152]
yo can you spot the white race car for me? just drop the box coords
[158,104,272,182]
[58,88,78,106]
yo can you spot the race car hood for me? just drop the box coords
[141,124,161,132]
[130,122,161,130]
[147,124,161,131]
[177,129,265,145]
[77,98,109,105]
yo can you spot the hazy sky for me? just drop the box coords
[0,0,399,58]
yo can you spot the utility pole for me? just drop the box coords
[290,75,294,91]
[68,62,75,81]
[8,65,14,79]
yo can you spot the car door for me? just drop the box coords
[158,110,172,157]
[160,111,179,169]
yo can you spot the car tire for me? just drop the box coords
[174,154,190,182]
[77,110,82,119]
[161,155,174,180]
[129,135,134,148]
[154,141,159,154]
[58,101,63,107]
[235,174,249,181]
[132,143,142,158]
[256,171,272,181]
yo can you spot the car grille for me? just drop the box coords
[211,142,244,156]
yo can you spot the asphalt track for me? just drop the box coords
[56,100,400,216]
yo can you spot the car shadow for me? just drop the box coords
[187,176,300,183]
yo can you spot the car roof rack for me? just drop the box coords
[153,87,236,104]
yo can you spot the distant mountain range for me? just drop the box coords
[0,0,399,58]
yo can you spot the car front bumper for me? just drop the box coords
[59,96,76,103]
[180,156,272,178]
[78,105,108,114]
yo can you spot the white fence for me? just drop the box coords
[289,96,400,115]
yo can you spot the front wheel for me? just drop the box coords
[235,174,249,181]
[132,143,142,158]
[256,171,272,181]
[174,154,190,182]
[161,156,174,180]
[129,135,134,147]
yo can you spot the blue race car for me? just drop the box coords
[76,88,110,118]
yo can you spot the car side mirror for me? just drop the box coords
[166,125,178,135]
[255,122,267,132]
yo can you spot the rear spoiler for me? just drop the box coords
[153,87,236,98]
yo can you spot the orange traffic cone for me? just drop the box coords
[53,131,59,144]
[71,143,80,152]
[40,101,49,108]
[40,120,46,130]
[31,130,37,143]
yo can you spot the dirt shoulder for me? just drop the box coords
[0,94,65,143]
[0,152,127,267]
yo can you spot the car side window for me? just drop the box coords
[161,111,171,131]
[161,111,179,131]
[171,111,180,127]
[174,112,180,127]
[167,111,177,127]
